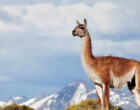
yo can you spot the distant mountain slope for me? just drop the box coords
[0,79,139,110]
[0,96,28,107]
[37,79,97,110]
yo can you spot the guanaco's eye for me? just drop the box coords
[81,27,85,30]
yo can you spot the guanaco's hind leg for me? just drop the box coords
[128,71,140,108]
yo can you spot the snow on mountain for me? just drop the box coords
[0,101,7,107]
[0,95,28,107]
[30,94,55,110]
[71,83,87,104]
[20,98,36,106]
[110,92,138,109]
[20,94,48,107]
[12,96,22,100]
[0,79,139,110]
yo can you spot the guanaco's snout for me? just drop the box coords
[72,30,76,36]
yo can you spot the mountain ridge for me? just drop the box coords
[0,79,139,110]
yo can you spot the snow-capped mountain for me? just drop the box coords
[21,94,47,107]
[0,79,139,110]
[0,95,28,107]
[35,79,98,110]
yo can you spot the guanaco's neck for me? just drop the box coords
[81,30,95,65]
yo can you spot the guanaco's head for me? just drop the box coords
[72,18,87,37]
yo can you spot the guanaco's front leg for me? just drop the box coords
[95,84,104,110]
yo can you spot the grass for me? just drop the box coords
[65,99,123,110]
[0,104,34,110]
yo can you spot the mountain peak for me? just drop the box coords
[57,79,94,94]
[68,79,85,86]
[69,79,87,85]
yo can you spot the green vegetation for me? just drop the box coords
[65,99,123,110]
[0,104,34,110]
[0,106,2,110]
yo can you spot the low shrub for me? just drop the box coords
[2,104,34,110]
[65,99,123,110]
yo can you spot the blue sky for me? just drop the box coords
[0,0,140,100]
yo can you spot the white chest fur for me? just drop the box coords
[81,57,102,84]
[81,34,102,85]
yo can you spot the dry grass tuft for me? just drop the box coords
[65,99,123,110]
[1,104,34,110]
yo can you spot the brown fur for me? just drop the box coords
[90,56,138,84]
[137,63,140,88]
[103,85,109,110]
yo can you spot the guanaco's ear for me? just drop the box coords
[84,18,87,27]
[76,19,80,25]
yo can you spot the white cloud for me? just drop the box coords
[1,5,24,17]
[92,39,140,57]
[0,2,139,59]
[1,1,139,36]
[0,20,23,32]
